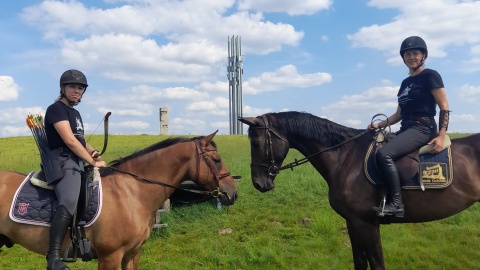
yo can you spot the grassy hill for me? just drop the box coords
[0,134,479,270]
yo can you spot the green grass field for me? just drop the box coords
[0,134,479,270]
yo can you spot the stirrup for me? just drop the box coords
[373,200,404,218]
[372,195,387,217]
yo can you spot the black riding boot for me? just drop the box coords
[46,205,72,270]
[373,156,404,218]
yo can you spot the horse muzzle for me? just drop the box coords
[218,190,237,206]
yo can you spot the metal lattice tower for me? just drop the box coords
[227,35,243,135]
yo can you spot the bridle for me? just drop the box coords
[249,114,370,176]
[249,115,289,176]
[109,139,231,197]
[194,139,231,197]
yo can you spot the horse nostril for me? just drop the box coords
[227,191,237,202]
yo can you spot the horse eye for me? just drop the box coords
[213,157,221,163]
[251,139,260,146]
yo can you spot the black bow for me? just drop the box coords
[92,112,111,158]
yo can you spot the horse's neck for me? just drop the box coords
[124,146,190,178]
[115,146,193,206]
[289,135,351,183]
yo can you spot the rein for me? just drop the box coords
[277,130,369,173]
[253,114,370,176]
[106,139,230,197]
[107,167,218,196]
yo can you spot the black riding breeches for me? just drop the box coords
[54,158,82,215]
[376,125,435,167]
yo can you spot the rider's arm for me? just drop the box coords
[431,87,449,137]
[53,120,98,166]
[369,106,402,129]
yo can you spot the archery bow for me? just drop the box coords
[91,112,112,158]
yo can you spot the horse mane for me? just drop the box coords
[101,135,215,176]
[268,111,365,148]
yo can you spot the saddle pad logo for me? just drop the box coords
[420,163,447,183]
[17,203,29,215]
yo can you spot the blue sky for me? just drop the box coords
[1,0,480,138]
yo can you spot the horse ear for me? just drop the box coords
[203,130,218,145]
[238,117,257,126]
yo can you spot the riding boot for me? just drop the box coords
[46,205,72,270]
[372,156,404,218]
[380,178,404,217]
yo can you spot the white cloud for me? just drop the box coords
[111,121,150,130]
[0,107,44,125]
[458,84,480,102]
[21,0,304,59]
[242,105,272,116]
[348,0,480,62]
[321,85,399,127]
[210,121,229,129]
[451,113,475,122]
[344,119,362,126]
[0,125,31,138]
[196,81,229,93]
[324,85,398,111]
[170,117,206,135]
[0,106,44,137]
[186,99,228,116]
[471,45,480,55]
[0,76,20,101]
[61,35,224,83]
[245,64,332,94]
[237,0,332,15]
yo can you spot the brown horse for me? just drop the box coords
[0,131,237,269]
[239,111,480,270]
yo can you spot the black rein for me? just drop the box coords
[253,114,369,176]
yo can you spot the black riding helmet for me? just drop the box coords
[59,69,88,105]
[400,36,428,59]
[60,69,88,90]
[400,36,428,72]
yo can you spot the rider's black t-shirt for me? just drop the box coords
[45,101,86,150]
[397,68,444,118]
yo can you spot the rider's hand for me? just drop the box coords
[428,136,444,154]
[368,123,379,130]
[92,160,106,168]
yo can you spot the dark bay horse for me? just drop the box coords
[239,111,480,270]
[0,131,237,269]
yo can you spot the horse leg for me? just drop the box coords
[346,219,385,270]
[121,251,141,270]
[97,251,124,270]
[0,234,14,248]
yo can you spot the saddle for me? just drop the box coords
[29,166,100,262]
[364,132,453,190]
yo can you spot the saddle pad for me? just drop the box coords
[404,147,453,190]
[364,142,453,190]
[9,172,102,227]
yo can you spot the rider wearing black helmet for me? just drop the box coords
[369,36,450,218]
[400,36,428,72]
[44,69,106,270]
[58,69,89,105]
